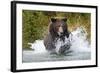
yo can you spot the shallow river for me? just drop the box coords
[22,27,91,63]
[22,50,91,63]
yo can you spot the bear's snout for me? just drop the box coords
[58,26,63,35]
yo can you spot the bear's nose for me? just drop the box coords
[60,32,63,35]
[59,26,63,33]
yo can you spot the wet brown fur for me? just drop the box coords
[44,17,70,52]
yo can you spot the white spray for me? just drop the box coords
[28,27,91,54]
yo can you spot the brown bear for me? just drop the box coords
[44,17,71,55]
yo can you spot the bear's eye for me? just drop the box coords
[61,24,65,26]
[62,18,67,22]
[57,25,60,27]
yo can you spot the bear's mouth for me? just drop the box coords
[57,32,63,36]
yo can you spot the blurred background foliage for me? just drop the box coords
[22,10,91,49]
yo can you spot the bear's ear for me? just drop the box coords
[51,18,56,22]
[62,18,67,22]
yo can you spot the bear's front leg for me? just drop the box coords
[45,43,57,55]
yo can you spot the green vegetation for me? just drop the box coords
[22,10,91,49]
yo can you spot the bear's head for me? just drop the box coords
[49,17,70,39]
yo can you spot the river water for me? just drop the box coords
[22,27,91,63]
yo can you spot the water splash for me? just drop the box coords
[28,26,91,54]
[28,40,46,54]
[23,27,91,62]
[70,27,90,52]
